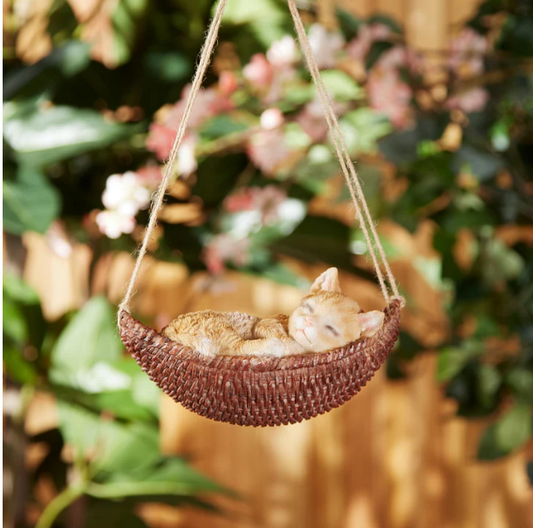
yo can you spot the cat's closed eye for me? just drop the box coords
[325,325,339,336]
[301,302,314,314]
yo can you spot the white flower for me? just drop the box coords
[102,171,151,216]
[177,135,198,176]
[96,210,136,239]
[260,108,284,130]
[308,23,345,69]
[266,36,298,68]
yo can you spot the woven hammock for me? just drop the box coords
[119,300,400,426]
[117,0,404,427]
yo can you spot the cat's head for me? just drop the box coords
[288,268,384,352]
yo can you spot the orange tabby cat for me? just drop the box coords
[162,268,384,357]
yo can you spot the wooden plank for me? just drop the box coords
[376,0,405,23]
[404,0,447,53]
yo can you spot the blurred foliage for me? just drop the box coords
[3,0,533,525]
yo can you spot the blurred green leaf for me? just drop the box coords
[498,15,533,57]
[481,238,524,285]
[472,313,500,339]
[57,402,160,475]
[3,298,27,344]
[3,345,38,385]
[3,167,60,235]
[221,0,291,48]
[396,331,424,360]
[476,364,501,407]
[194,153,248,207]
[143,51,190,83]
[446,360,501,417]
[112,0,150,66]
[3,274,47,359]
[3,104,133,166]
[3,41,91,100]
[321,70,363,102]
[478,403,533,460]
[437,342,482,382]
[48,0,78,42]
[337,9,362,38]
[505,367,533,404]
[452,145,505,181]
[366,40,394,70]
[271,215,375,282]
[340,108,392,155]
[378,117,445,166]
[200,114,249,140]
[3,273,40,304]
[50,297,123,389]
[413,256,453,294]
[102,457,233,496]
[94,390,154,422]
[296,145,339,194]
[437,347,471,382]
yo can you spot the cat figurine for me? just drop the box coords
[162,267,384,357]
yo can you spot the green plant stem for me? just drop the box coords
[35,486,85,528]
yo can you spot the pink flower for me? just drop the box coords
[347,23,391,61]
[218,70,238,96]
[102,171,151,216]
[367,68,412,128]
[247,128,292,175]
[250,185,288,224]
[260,108,284,130]
[146,123,176,161]
[243,53,274,89]
[224,188,255,213]
[224,186,288,225]
[96,210,136,239]
[203,234,250,274]
[135,165,163,191]
[295,97,346,142]
[164,85,233,130]
[449,28,487,78]
[266,36,298,68]
[243,46,298,103]
[374,45,424,74]
[308,23,345,69]
[146,125,198,174]
[377,46,407,70]
[446,87,489,113]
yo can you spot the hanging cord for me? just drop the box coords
[287,0,402,304]
[118,0,228,322]
[118,0,403,327]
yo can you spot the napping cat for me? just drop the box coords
[162,268,384,357]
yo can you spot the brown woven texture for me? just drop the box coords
[119,299,401,427]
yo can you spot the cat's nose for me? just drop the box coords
[304,317,313,327]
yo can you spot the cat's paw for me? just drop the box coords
[267,339,290,357]
[266,339,304,357]
[284,341,306,356]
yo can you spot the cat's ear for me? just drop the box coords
[310,267,342,293]
[358,311,384,337]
